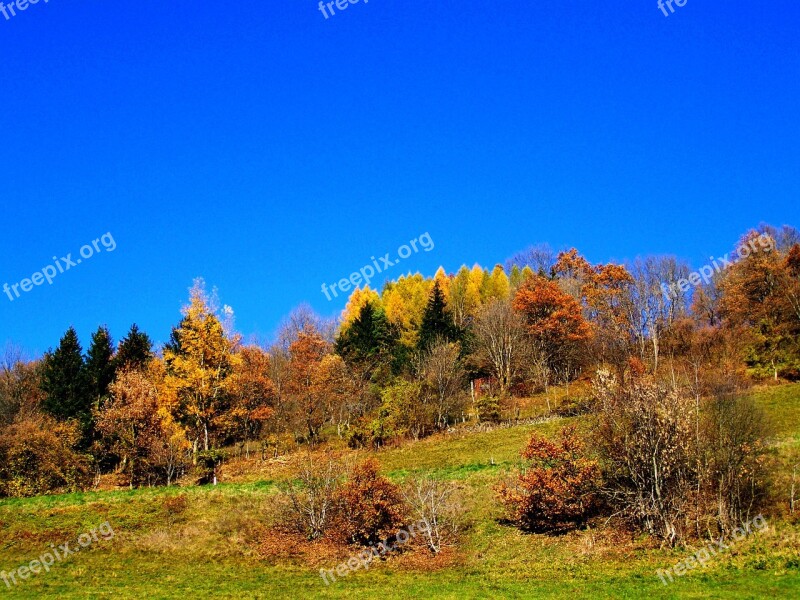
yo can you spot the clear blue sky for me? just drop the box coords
[1,0,798,356]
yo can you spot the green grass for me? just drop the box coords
[1,386,799,598]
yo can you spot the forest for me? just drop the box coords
[2,223,799,552]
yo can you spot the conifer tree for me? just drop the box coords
[115,324,154,371]
[417,281,459,352]
[41,327,91,444]
[336,302,397,378]
[85,326,115,405]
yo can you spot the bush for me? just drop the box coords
[703,393,770,534]
[497,425,600,532]
[332,458,406,546]
[0,415,91,498]
[593,371,695,544]
[592,370,772,544]
[195,449,225,485]
[475,395,502,423]
[279,457,343,540]
[403,475,462,554]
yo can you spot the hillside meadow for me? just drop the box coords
[1,384,799,599]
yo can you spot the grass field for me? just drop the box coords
[1,384,799,599]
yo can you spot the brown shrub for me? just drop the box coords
[0,414,90,497]
[332,458,406,547]
[497,425,600,532]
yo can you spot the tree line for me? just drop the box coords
[0,223,798,499]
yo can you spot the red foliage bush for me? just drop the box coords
[333,458,406,546]
[497,425,600,532]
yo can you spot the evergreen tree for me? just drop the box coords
[115,324,154,370]
[417,281,459,352]
[41,327,91,443]
[335,302,398,378]
[85,326,116,405]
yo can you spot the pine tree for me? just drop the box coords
[41,327,91,443]
[335,302,397,378]
[115,324,154,370]
[85,326,116,405]
[417,281,459,352]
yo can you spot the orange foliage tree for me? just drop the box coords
[513,277,592,383]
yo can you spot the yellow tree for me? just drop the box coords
[433,267,451,304]
[486,264,511,301]
[448,266,471,329]
[381,273,432,347]
[469,265,488,310]
[164,279,237,456]
[340,286,381,330]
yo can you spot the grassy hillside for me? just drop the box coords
[1,385,799,599]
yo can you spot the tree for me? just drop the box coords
[0,345,43,426]
[471,300,528,395]
[40,327,92,446]
[340,286,382,329]
[585,263,635,375]
[417,280,459,352]
[553,248,595,300]
[624,257,688,373]
[267,344,292,432]
[421,339,467,428]
[505,243,556,277]
[115,324,153,371]
[84,326,116,406]
[319,353,361,437]
[403,476,461,554]
[96,367,188,488]
[276,304,336,350]
[719,231,796,379]
[433,267,451,302]
[286,329,332,442]
[382,273,432,348]
[164,279,236,455]
[448,266,480,329]
[513,277,592,384]
[335,301,398,382]
[224,345,277,452]
[483,265,510,302]
[380,379,428,441]
[280,457,342,540]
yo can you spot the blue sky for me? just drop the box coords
[1,0,798,356]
